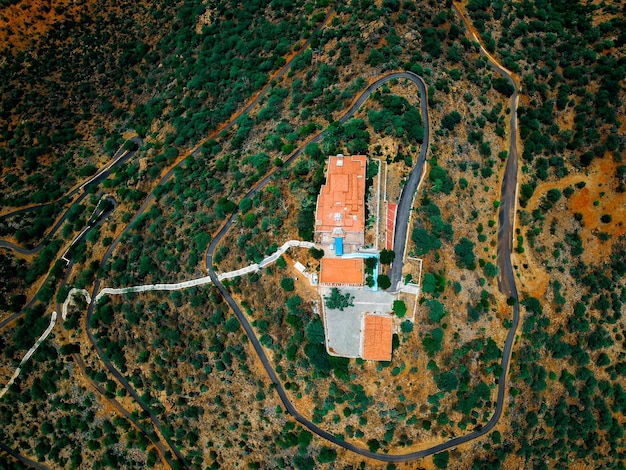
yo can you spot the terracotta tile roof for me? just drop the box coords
[362,315,393,361]
[319,258,363,286]
[315,155,366,234]
[386,203,397,250]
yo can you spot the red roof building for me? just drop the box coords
[315,155,367,248]
[362,315,393,361]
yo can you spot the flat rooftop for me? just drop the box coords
[362,315,393,361]
[320,258,363,286]
[315,155,366,234]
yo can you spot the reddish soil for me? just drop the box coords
[567,157,625,265]
[0,1,84,52]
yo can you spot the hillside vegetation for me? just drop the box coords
[0,0,624,469]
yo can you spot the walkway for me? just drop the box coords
[0,241,313,400]
[0,311,57,399]
[95,240,313,299]
[0,1,524,463]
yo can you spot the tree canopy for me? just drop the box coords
[324,288,354,311]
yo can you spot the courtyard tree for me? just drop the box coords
[365,256,378,271]
[324,288,354,311]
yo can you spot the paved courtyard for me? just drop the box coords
[320,287,395,358]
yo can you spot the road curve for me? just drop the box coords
[205,71,510,461]
[387,75,429,290]
[84,282,190,468]
[205,22,522,461]
[70,353,175,468]
[70,5,344,469]
[0,138,141,255]
[0,197,117,332]
[452,1,523,449]
[0,441,49,469]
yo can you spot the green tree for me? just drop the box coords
[293,456,315,470]
[239,197,253,214]
[124,139,139,151]
[483,261,498,277]
[280,277,295,291]
[441,111,462,130]
[318,447,337,463]
[305,142,322,161]
[379,249,396,265]
[435,371,458,392]
[365,257,378,270]
[305,319,325,344]
[426,299,446,322]
[276,256,287,269]
[429,164,455,194]
[324,288,354,311]
[423,328,444,356]
[433,450,450,468]
[287,295,303,313]
[224,317,240,333]
[309,247,324,259]
[491,77,515,96]
[422,273,436,293]
[401,320,414,334]
[367,439,381,452]
[377,274,392,290]
[412,227,442,255]
[454,237,476,269]
[547,188,562,204]
[393,300,407,317]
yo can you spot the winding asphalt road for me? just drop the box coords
[204,68,515,461]
[204,17,522,464]
[387,75,429,290]
[0,137,141,255]
[1,1,522,464]
[0,196,117,331]
[67,4,344,469]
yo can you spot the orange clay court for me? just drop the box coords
[319,258,364,286]
[362,315,393,361]
[315,155,366,233]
